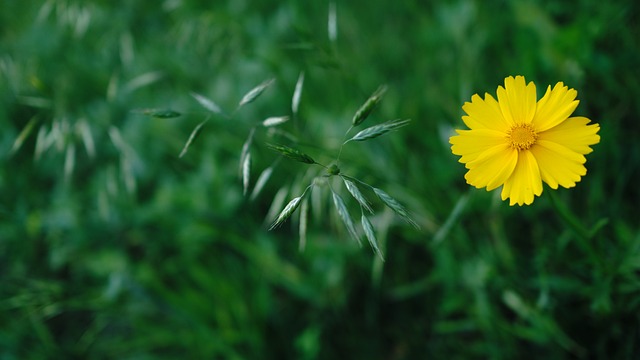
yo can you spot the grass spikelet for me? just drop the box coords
[239,78,274,107]
[342,176,373,214]
[190,92,223,114]
[362,214,384,261]
[242,152,251,196]
[239,128,255,175]
[262,116,289,127]
[250,165,274,200]
[179,119,208,158]
[143,109,182,119]
[373,187,419,229]
[267,143,316,164]
[332,191,361,245]
[269,185,312,230]
[352,85,387,126]
[270,196,302,230]
[292,72,304,115]
[347,119,410,142]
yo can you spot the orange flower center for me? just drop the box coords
[508,123,538,150]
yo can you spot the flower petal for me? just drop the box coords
[530,141,588,189]
[462,93,512,132]
[450,129,506,164]
[538,116,600,154]
[501,150,542,206]
[496,76,537,125]
[464,144,517,191]
[532,82,579,132]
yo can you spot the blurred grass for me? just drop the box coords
[1,0,639,359]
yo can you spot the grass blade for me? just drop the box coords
[347,119,410,142]
[332,191,360,245]
[11,116,38,155]
[179,119,207,158]
[267,143,316,164]
[342,176,373,214]
[190,92,223,114]
[34,125,48,161]
[123,71,164,94]
[362,214,384,261]
[299,198,309,252]
[239,78,274,107]
[262,116,289,127]
[292,71,304,115]
[373,187,419,229]
[328,2,337,42]
[76,119,95,158]
[352,85,387,126]
[64,143,76,180]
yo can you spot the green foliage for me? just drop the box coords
[2,0,640,359]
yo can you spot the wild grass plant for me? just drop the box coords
[1,0,640,359]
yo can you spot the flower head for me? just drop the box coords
[450,76,600,206]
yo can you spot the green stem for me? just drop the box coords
[547,191,601,265]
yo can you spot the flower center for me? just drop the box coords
[507,123,538,150]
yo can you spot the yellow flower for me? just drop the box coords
[450,76,600,206]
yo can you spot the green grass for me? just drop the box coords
[1,0,639,359]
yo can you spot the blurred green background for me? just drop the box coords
[1,0,639,358]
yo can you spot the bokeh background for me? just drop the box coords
[2,0,639,358]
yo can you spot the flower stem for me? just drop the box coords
[547,191,601,266]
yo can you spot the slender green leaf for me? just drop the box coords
[64,143,75,180]
[76,119,95,158]
[11,116,38,155]
[299,198,309,252]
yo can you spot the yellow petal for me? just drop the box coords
[532,82,579,132]
[530,141,588,189]
[462,93,511,132]
[501,150,542,206]
[450,129,506,164]
[496,76,537,125]
[464,144,517,190]
[537,116,600,154]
